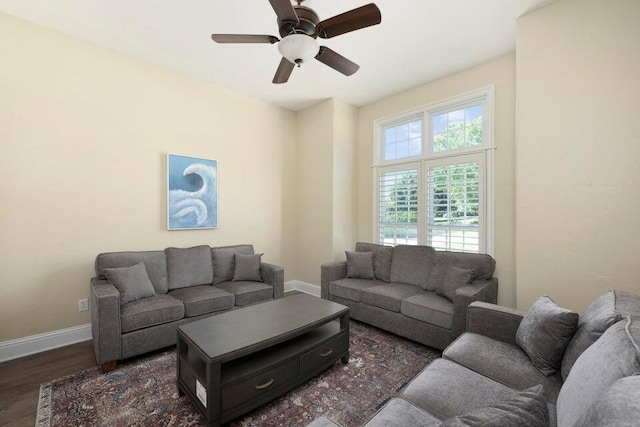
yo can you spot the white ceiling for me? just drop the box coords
[0,0,555,111]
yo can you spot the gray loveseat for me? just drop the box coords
[321,242,498,350]
[91,244,283,372]
[310,289,640,427]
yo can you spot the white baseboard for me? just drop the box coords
[0,323,92,363]
[285,280,321,297]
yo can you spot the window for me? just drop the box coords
[374,87,493,254]
[382,118,422,161]
[378,167,419,245]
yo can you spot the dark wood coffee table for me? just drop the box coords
[176,293,350,427]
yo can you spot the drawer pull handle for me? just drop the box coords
[255,378,274,390]
[320,348,333,357]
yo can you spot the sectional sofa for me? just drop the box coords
[90,244,283,371]
[309,290,640,427]
[321,242,498,350]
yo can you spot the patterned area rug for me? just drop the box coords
[36,321,439,427]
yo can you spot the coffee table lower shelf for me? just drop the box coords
[177,319,349,426]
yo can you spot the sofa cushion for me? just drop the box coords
[102,261,157,306]
[436,266,474,302]
[233,253,263,282]
[346,251,375,279]
[216,280,272,306]
[364,398,441,427]
[355,242,393,282]
[120,294,184,333]
[561,290,622,381]
[575,375,640,427]
[444,333,563,403]
[428,251,495,292]
[360,283,425,313]
[516,295,578,376]
[556,317,640,427]
[440,385,549,427]
[389,245,435,289]
[402,358,518,421]
[165,245,213,290]
[96,250,168,294]
[212,245,254,284]
[329,278,387,302]
[401,292,454,329]
[168,285,234,317]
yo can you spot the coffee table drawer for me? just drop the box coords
[222,358,299,411]
[300,332,348,374]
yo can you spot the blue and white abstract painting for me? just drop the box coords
[167,154,218,230]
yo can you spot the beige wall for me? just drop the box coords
[356,54,517,307]
[295,100,335,285]
[0,14,296,341]
[332,100,357,261]
[515,0,640,311]
[295,99,358,286]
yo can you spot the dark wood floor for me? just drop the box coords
[0,340,96,426]
[0,291,304,426]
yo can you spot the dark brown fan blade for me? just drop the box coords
[316,3,381,39]
[211,34,279,44]
[273,57,295,84]
[268,0,299,23]
[315,47,360,76]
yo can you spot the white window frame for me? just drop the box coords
[373,85,495,255]
[374,161,423,246]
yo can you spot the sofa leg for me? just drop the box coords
[101,361,117,373]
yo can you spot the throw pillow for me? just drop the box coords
[233,253,263,282]
[345,251,375,279]
[102,261,156,305]
[212,245,254,284]
[436,266,474,302]
[560,290,623,381]
[440,385,549,427]
[165,245,214,290]
[515,295,579,376]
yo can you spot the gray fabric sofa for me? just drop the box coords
[321,242,498,350]
[90,244,283,371]
[308,289,640,427]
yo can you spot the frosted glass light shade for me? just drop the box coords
[278,34,319,65]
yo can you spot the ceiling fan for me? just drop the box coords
[211,0,382,84]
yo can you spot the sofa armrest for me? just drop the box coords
[466,301,526,346]
[321,261,347,299]
[90,277,121,365]
[452,277,499,337]
[260,262,284,299]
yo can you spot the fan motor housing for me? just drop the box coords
[278,6,319,38]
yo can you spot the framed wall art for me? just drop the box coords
[167,154,218,230]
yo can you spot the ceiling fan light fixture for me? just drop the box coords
[277,34,319,66]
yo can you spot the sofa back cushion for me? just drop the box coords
[427,251,495,292]
[212,244,254,284]
[556,317,640,427]
[165,245,214,290]
[96,250,168,294]
[389,245,435,289]
[560,290,625,381]
[574,374,640,426]
[355,242,393,282]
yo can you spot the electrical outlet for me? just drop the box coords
[78,298,89,312]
